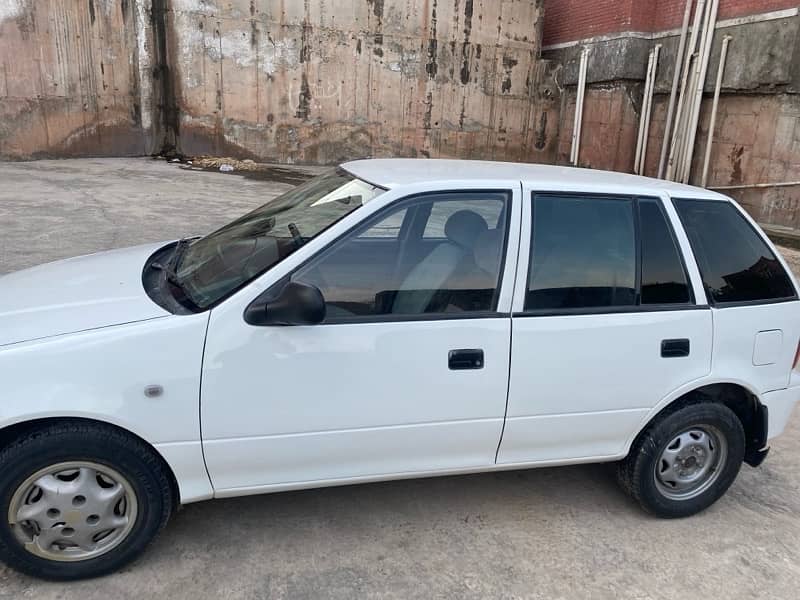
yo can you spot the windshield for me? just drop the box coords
[173,168,385,309]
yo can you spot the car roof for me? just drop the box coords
[341,158,728,200]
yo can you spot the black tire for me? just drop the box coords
[0,421,173,580]
[617,402,745,518]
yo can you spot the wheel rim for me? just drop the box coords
[654,425,728,501]
[7,461,138,562]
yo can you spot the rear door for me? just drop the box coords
[497,190,713,465]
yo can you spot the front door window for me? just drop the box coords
[292,192,511,321]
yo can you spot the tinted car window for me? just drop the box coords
[294,193,510,320]
[357,208,408,238]
[639,199,691,304]
[424,199,504,238]
[674,199,795,304]
[526,195,636,310]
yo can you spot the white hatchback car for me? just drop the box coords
[1,159,799,579]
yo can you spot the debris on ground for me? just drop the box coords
[166,155,318,185]
[189,156,261,171]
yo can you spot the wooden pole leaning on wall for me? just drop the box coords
[680,0,720,184]
[701,35,732,188]
[570,48,590,166]
[635,44,661,175]
[658,0,694,179]
[635,49,656,175]
[666,0,707,181]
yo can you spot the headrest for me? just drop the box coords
[444,210,489,248]
[474,229,504,275]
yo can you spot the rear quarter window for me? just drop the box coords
[673,198,796,305]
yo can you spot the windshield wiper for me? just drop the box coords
[151,238,192,285]
[151,239,202,311]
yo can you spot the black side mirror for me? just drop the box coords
[245,281,326,326]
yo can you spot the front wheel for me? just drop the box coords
[0,422,173,580]
[617,402,745,518]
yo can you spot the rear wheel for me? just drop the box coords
[0,421,173,580]
[617,403,745,518]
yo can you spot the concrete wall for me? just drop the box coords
[0,0,560,163]
[0,0,151,158]
[167,0,557,163]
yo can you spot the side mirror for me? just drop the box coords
[245,281,326,326]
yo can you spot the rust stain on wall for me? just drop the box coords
[729,145,745,185]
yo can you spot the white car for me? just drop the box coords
[1,159,799,579]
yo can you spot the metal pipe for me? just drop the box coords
[635,49,656,174]
[638,44,661,175]
[570,48,589,166]
[666,0,707,180]
[709,181,800,190]
[658,0,694,179]
[701,35,731,188]
[681,0,719,184]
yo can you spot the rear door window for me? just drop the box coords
[526,195,637,310]
[673,199,796,305]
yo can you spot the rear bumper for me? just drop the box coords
[745,445,770,467]
[761,386,800,441]
[744,387,799,467]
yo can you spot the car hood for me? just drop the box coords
[0,242,172,347]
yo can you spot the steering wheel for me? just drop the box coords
[288,223,304,249]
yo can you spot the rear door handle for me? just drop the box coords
[661,338,690,358]
[449,349,484,370]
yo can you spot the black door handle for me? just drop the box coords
[449,349,484,370]
[661,338,690,358]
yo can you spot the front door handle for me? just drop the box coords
[661,338,690,358]
[449,349,484,370]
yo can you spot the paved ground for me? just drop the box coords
[1,158,800,599]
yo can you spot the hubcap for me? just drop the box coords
[654,426,727,501]
[7,461,138,562]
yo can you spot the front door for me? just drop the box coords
[201,189,521,493]
[498,191,713,465]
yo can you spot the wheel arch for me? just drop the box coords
[627,381,768,467]
[0,416,182,510]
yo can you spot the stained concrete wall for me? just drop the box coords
[0,0,151,159]
[0,0,560,163]
[167,0,557,163]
